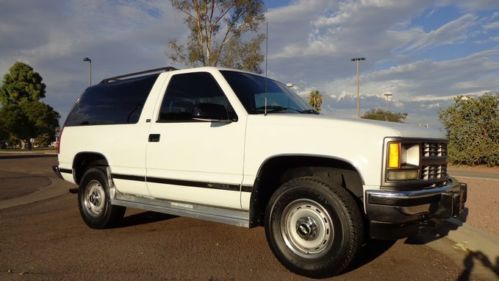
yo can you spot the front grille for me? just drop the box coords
[422,142,447,157]
[421,164,447,180]
[420,142,448,183]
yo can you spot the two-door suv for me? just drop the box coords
[54,66,467,277]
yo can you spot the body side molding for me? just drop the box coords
[111,173,253,192]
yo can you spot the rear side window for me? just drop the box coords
[158,72,233,122]
[65,74,158,126]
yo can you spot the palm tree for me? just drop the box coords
[308,90,323,112]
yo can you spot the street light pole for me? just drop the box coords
[83,57,92,86]
[384,93,392,110]
[351,57,366,117]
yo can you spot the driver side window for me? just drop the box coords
[158,72,234,122]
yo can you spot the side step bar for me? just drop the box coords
[111,192,250,228]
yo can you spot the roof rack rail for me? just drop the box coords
[100,66,177,84]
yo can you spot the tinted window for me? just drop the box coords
[221,71,316,114]
[65,74,158,126]
[158,72,234,122]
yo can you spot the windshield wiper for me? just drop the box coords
[255,105,301,113]
[299,109,319,114]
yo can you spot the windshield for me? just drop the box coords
[220,70,318,114]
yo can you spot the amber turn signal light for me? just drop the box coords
[388,142,400,169]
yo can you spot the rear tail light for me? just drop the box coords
[56,128,64,154]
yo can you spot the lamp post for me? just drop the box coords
[351,57,366,117]
[83,57,92,86]
[384,92,392,110]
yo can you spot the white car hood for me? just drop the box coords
[261,114,446,140]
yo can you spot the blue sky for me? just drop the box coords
[0,0,498,128]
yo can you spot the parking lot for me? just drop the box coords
[0,156,493,280]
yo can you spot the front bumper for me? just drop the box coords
[366,178,467,240]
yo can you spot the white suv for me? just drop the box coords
[54,66,467,277]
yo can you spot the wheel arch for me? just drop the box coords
[72,152,110,185]
[249,154,365,227]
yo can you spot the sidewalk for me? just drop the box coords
[0,150,57,159]
[428,168,499,280]
[420,219,499,281]
[449,165,499,180]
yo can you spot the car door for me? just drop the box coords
[145,71,245,209]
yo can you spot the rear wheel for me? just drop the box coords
[265,176,363,278]
[78,167,125,228]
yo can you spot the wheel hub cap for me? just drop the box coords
[83,180,105,217]
[280,199,334,258]
[296,216,318,240]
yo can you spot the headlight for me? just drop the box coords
[386,141,420,181]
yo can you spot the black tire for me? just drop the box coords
[78,167,125,229]
[264,176,364,278]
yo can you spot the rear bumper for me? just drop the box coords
[52,165,63,179]
[366,178,467,240]
[52,165,73,180]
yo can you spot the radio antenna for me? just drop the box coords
[264,21,269,116]
[265,21,268,78]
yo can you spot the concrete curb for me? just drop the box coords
[0,153,57,159]
[421,218,499,280]
[444,218,499,259]
[0,151,57,159]
[0,177,69,210]
[0,150,56,154]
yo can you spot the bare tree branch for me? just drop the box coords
[167,0,265,72]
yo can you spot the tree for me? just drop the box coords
[439,93,498,166]
[0,121,8,147]
[361,109,407,123]
[22,101,60,144]
[0,105,33,142]
[0,62,60,149]
[308,90,323,112]
[168,0,266,72]
[0,62,46,105]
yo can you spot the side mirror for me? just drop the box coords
[192,103,231,122]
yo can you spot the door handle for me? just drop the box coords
[148,134,160,142]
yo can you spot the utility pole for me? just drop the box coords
[83,57,92,86]
[351,57,366,117]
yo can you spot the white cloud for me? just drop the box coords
[484,21,499,30]
[0,0,186,118]
[450,0,499,11]
[267,0,432,60]
[0,0,497,129]
[398,14,477,53]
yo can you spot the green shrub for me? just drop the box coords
[361,109,407,123]
[439,93,498,166]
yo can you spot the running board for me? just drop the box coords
[111,192,249,228]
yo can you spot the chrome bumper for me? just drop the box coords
[366,178,467,239]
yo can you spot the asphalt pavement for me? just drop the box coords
[0,155,497,280]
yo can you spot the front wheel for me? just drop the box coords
[78,167,125,229]
[265,176,363,278]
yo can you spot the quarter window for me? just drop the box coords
[65,74,157,126]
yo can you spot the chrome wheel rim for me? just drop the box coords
[83,180,105,217]
[281,199,334,258]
